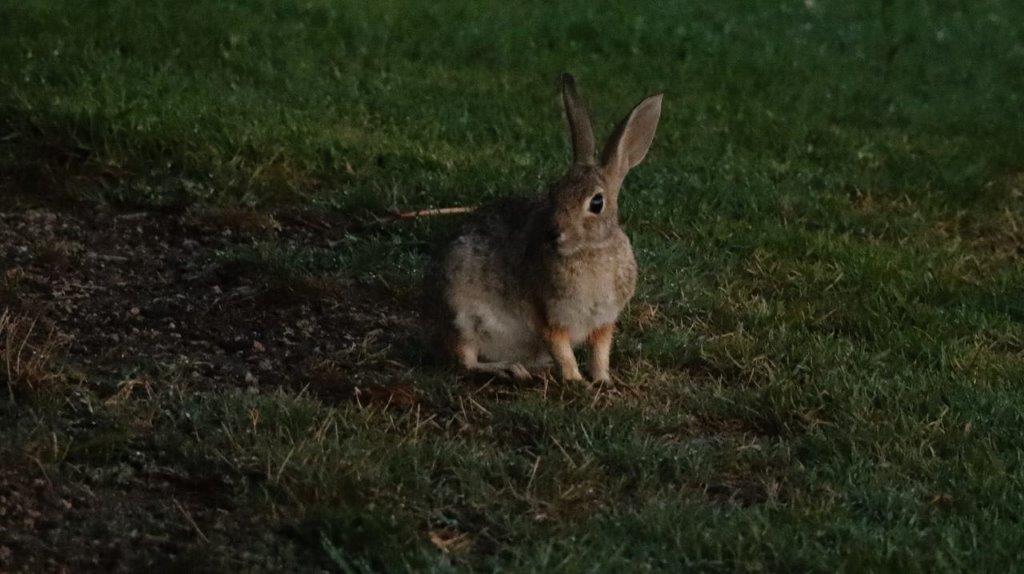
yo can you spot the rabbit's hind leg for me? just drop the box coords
[454,340,531,381]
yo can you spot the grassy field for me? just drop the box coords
[2,0,1024,571]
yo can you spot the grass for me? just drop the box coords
[1,0,1024,571]
[1,310,67,397]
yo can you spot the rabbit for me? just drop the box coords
[423,73,662,382]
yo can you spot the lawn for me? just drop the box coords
[1,0,1023,571]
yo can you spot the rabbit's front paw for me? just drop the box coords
[561,367,584,382]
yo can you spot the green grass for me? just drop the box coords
[2,0,1024,571]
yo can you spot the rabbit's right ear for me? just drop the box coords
[562,73,596,166]
[600,93,663,190]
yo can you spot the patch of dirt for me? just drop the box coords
[0,207,416,394]
[696,475,784,507]
[0,462,305,572]
[0,205,423,571]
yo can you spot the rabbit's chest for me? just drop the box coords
[546,248,637,344]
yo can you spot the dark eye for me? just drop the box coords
[588,193,604,214]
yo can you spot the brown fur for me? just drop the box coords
[587,324,615,346]
[422,73,663,381]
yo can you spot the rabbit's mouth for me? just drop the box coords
[551,226,582,255]
[553,232,616,257]
[555,238,578,257]
[546,222,578,254]
[552,224,585,250]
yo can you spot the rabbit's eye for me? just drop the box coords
[588,193,604,215]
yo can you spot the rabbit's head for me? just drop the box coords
[544,73,662,255]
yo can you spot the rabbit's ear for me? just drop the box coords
[562,73,596,166]
[600,93,663,188]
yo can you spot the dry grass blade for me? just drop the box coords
[394,206,477,220]
[1,310,66,398]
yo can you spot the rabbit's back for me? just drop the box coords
[423,199,551,363]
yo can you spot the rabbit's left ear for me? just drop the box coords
[600,93,663,189]
[562,73,596,166]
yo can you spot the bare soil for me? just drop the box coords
[0,204,419,572]
[0,206,417,392]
